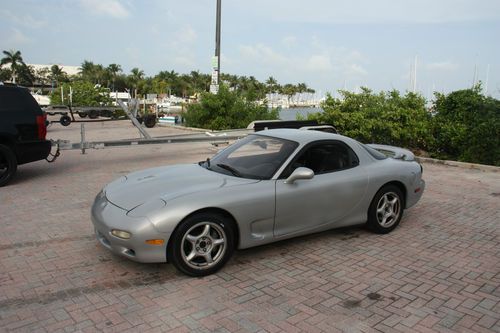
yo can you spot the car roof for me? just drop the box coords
[255,128,352,145]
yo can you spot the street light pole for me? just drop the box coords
[210,0,221,94]
[215,0,221,85]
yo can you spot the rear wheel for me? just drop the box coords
[0,144,17,187]
[367,185,404,234]
[168,213,235,276]
[78,112,88,118]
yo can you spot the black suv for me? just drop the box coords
[0,84,52,186]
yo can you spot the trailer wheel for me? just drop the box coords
[136,116,143,124]
[88,110,99,119]
[60,115,71,126]
[144,114,156,128]
[78,112,88,118]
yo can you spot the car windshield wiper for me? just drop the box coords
[216,163,242,177]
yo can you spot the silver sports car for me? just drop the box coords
[92,129,425,276]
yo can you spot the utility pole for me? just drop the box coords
[210,0,222,94]
[413,55,418,93]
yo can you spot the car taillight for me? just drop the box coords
[36,115,47,140]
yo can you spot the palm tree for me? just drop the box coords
[129,68,145,97]
[50,65,68,87]
[265,76,278,94]
[80,60,95,81]
[107,63,122,91]
[1,49,26,83]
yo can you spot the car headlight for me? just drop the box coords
[111,229,131,239]
[127,199,166,218]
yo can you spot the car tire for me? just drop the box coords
[367,185,404,234]
[168,213,235,277]
[0,144,18,187]
[60,115,71,126]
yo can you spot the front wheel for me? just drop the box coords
[168,213,235,277]
[367,185,404,234]
[0,144,18,187]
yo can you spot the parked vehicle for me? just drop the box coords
[92,129,425,276]
[0,84,52,186]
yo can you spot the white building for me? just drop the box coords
[28,64,80,76]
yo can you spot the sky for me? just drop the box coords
[1,0,499,99]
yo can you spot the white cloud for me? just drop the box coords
[79,0,130,19]
[163,25,199,68]
[0,10,47,29]
[426,61,459,71]
[348,64,368,76]
[233,0,500,24]
[305,55,333,72]
[4,28,31,45]
[178,25,197,44]
[282,36,297,48]
[235,36,368,84]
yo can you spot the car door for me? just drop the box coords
[274,140,368,237]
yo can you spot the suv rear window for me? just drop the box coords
[0,88,40,113]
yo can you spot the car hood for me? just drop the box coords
[105,164,259,210]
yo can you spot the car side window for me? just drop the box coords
[283,141,359,177]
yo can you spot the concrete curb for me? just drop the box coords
[156,123,210,133]
[416,156,499,173]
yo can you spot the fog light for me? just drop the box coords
[111,229,131,239]
[145,239,164,245]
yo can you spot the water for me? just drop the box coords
[279,107,323,121]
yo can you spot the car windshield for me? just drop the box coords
[202,135,298,180]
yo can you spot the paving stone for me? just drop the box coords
[0,122,499,332]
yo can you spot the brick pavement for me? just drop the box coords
[0,123,499,332]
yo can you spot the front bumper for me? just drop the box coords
[91,192,170,263]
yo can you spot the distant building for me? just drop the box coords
[28,64,80,76]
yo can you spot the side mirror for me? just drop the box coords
[284,167,314,184]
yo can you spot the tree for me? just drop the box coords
[184,85,279,130]
[281,83,297,105]
[1,49,27,83]
[431,85,500,165]
[107,63,121,91]
[309,88,431,150]
[265,76,278,94]
[128,68,145,96]
[50,65,68,87]
[50,81,112,106]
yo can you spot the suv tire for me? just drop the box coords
[0,144,18,187]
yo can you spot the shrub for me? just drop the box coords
[184,85,278,130]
